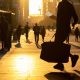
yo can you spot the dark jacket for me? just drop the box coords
[33,25,40,35]
[56,0,78,31]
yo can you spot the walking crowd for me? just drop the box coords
[0,17,80,53]
[0,18,47,53]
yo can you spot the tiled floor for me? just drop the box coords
[0,30,80,80]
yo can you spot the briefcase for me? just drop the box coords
[40,42,71,63]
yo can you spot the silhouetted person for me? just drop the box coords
[24,22,30,42]
[40,26,46,42]
[16,25,22,43]
[33,23,40,45]
[6,25,13,51]
[13,28,17,42]
[0,16,9,52]
[53,0,79,71]
[74,27,79,42]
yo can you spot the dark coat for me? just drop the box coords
[55,0,78,42]
[33,25,40,35]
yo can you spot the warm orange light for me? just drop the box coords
[13,54,34,75]
[29,0,43,16]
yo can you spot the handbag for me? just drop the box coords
[40,42,71,63]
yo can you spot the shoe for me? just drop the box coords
[54,63,64,71]
[71,55,79,67]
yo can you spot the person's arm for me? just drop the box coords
[71,5,78,27]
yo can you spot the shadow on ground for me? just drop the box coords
[45,72,80,80]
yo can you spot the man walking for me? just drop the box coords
[53,0,79,71]
[24,22,30,42]
[33,23,40,45]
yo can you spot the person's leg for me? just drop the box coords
[54,63,64,71]
[54,32,66,71]
[76,35,78,42]
[34,35,36,43]
[42,35,44,42]
[26,33,28,42]
[69,54,79,67]
[75,35,77,42]
[54,29,72,71]
[36,34,39,44]
[18,35,20,43]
